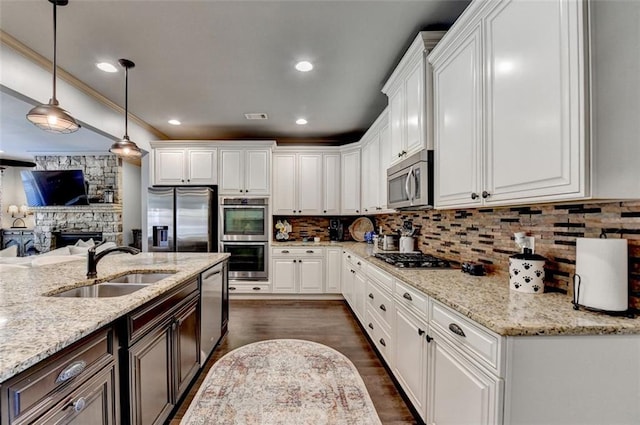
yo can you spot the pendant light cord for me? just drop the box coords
[51,0,58,103]
[124,65,129,139]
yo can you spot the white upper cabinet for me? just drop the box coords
[340,148,361,215]
[153,147,217,186]
[383,31,445,166]
[272,153,297,214]
[323,154,341,215]
[430,0,640,208]
[360,108,390,214]
[219,147,271,195]
[297,153,323,214]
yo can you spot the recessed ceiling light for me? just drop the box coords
[295,61,313,72]
[96,62,118,73]
[168,119,181,125]
[296,118,308,125]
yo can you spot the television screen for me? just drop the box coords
[20,170,89,206]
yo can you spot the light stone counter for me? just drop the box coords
[0,252,229,382]
[275,241,640,337]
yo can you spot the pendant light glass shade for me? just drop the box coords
[26,0,80,134]
[109,58,143,158]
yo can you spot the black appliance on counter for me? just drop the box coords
[329,218,345,242]
[374,252,451,268]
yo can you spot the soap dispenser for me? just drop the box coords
[509,233,546,293]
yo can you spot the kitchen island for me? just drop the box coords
[0,252,228,383]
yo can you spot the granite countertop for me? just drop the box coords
[0,252,229,382]
[275,241,640,337]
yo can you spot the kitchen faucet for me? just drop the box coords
[87,246,141,278]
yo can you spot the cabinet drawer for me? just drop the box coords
[272,248,324,257]
[430,301,501,372]
[228,282,271,293]
[366,314,393,365]
[394,279,428,317]
[366,280,394,330]
[4,326,116,423]
[127,278,198,344]
[364,263,394,291]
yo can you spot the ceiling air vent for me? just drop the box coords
[244,113,268,120]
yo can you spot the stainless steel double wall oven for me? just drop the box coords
[219,198,269,281]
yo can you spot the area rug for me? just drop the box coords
[180,339,382,425]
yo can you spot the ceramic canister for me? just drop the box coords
[509,250,546,294]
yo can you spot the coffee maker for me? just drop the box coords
[328,218,344,242]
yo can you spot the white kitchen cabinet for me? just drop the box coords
[341,252,354,304]
[382,32,444,166]
[427,328,502,425]
[297,153,323,214]
[360,108,390,214]
[430,0,640,208]
[342,251,366,320]
[394,303,429,420]
[325,247,342,294]
[154,147,217,186]
[322,154,341,215]
[219,148,270,195]
[340,148,361,215]
[271,248,324,293]
[378,120,391,210]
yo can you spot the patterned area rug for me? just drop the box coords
[180,339,382,425]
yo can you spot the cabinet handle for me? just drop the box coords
[379,304,386,312]
[448,323,466,337]
[426,334,433,343]
[229,286,236,291]
[281,250,290,253]
[306,250,314,253]
[252,287,261,291]
[379,338,386,347]
[365,209,368,212]
[357,261,361,266]
[347,255,351,259]
[293,259,297,263]
[324,210,327,213]
[368,322,374,330]
[72,397,87,413]
[187,179,191,182]
[246,190,249,193]
[240,189,244,193]
[356,210,359,213]
[351,269,355,274]
[56,360,86,383]
[181,179,185,183]
[202,270,222,280]
[471,192,479,200]
[418,328,425,336]
[403,292,413,301]
[299,259,303,263]
[482,191,490,199]
[171,321,177,331]
[368,293,374,299]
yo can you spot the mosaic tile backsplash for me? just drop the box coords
[277,200,640,310]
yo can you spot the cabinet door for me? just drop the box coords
[428,332,501,425]
[298,257,324,293]
[154,149,186,185]
[405,59,425,156]
[340,150,361,215]
[393,306,428,419]
[389,87,405,164]
[325,248,342,294]
[128,324,173,425]
[379,123,391,210]
[433,24,483,208]
[323,154,341,215]
[360,139,373,213]
[36,364,118,425]
[219,149,243,194]
[272,154,297,215]
[297,154,323,215]
[186,149,217,185]
[352,271,367,322]
[341,259,354,305]
[484,0,583,203]
[369,134,381,211]
[245,149,270,195]
[174,299,200,401]
[272,258,297,293]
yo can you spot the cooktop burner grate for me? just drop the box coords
[374,252,451,268]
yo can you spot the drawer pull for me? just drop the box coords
[368,293,374,299]
[403,292,413,301]
[306,250,314,253]
[379,338,386,347]
[379,304,386,312]
[72,397,87,413]
[229,286,237,291]
[252,287,261,291]
[368,322,374,330]
[449,323,466,337]
[357,261,361,266]
[418,328,425,336]
[282,250,290,253]
[56,360,86,384]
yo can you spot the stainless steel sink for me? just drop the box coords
[52,272,175,298]
[104,272,175,284]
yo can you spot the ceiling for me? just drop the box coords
[0,0,470,159]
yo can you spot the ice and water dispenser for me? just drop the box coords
[152,225,169,248]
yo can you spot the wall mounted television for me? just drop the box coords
[21,170,89,206]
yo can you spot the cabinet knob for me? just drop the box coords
[379,338,386,347]
[426,334,433,343]
[299,259,303,263]
[293,259,297,263]
[356,210,359,213]
[246,190,249,193]
[187,179,190,182]
[482,191,490,199]
[379,304,386,312]
[357,261,361,266]
[72,397,87,413]
[364,209,368,212]
[368,322,374,330]
[471,192,479,200]
[181,179,185,183]
[368,293,374,299]
[418,328,425,336]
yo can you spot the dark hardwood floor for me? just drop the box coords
[168,299,418,425]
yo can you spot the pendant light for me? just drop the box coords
[26,0,80,134]
[109,59,142,158]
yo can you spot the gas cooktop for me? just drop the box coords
[374,252,451,269]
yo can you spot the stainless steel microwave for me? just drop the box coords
[387,150,434,210]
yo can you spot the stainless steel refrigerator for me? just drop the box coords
[147,186,217,252]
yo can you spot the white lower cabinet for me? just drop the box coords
[342,251,366,320]
[271,248,324,293]
[325,247,342,294]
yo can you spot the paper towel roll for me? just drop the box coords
[575,238,628,311]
